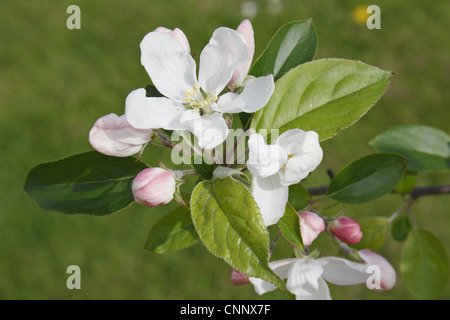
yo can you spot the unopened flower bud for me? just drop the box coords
[230,269,250,285]
[359,249,396,291]
[132,167,176,207]
[298,211,325,247]
[330,217,363,244]
[89,113,152,157]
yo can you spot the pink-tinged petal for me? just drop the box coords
[330,217,363,244]
[125,88,186,131]
[89,113,152,157]
[251,174,289,226]
[132,167,176,207]
[180,110,229,150]
[359,250,396,291]
[140,31,197,102]
[199,27,248,95]
[318,256,370,286]
[298,211,325,246]
[154,27,190,53]
[286,259,324,298]
[228,19,255,89]
[278,131,323,186]
[216,75,274,113]
[246,133,288,178]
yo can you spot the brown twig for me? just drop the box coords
[409,185,450,199]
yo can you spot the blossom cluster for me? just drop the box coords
[88,20,396,300]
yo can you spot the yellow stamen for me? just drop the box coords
[282,154,294,169]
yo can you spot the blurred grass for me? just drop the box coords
[0,0,449,299]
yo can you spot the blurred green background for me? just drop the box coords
[1,0,449,299]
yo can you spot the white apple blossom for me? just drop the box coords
[250,256,371,300]
[89,113,152,157]
[246,129,323,226]
[125,23,274,150]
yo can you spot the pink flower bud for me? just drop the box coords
[359,250,396,291]
[132,168,176,207]
[330,217,363,244]
[228,19,255,89]
[298,211,325,247]
[230,269,250,285]
[89,113,152,157]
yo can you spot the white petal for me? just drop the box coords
[140,31,197,102]
[269,258,298,279]
[125,88,186,130]
[273,129,307,155]
[89,113,152,157]
[251,175,288,226]
[318,257,370,286]
[180,110,229,150]
[199,27,248,94]
[278,131,323,186]
[216,75,274,113]
[286,259,324,297]
[249,277,278,295]
[154,27,190,53]
[295,278,331,300]
[249,258,296,295]
[246,133,288,178]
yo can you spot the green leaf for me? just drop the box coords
[191,155,215,180]
[190,177,284,288]
[145,206,198,253]
[24,151,148,215]
[370,125,450,172]
[278,202,304,251]
[352,217,390,251]
[250,20,318,81]
[401,229,449,299]
[391,213,411,242]
[288,183,311,211]
[241,20,317,132]
[327,153,408,204]
[239,113,254,132]
[394,170,418,195]
[251,59,392,142]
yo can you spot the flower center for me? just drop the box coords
[282,154,294,169]
[183,84,218,116]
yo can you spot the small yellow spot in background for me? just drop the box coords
[353,5,370,25]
